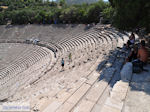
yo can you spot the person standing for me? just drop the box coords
[69,53,72,64]
[61,58,65,71]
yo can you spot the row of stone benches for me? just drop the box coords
[0,46,51,82]
[57,29,126,54]
[0,54,52,101]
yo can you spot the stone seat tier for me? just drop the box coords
[0,46,50,81]
[60,35,92,52]
[0,53,52,101]
[0,43,30,69]
[59,30,107,53]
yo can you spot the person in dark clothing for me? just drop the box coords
[126,45,138,62]
[126,32,135,48]
[61,58,65,71]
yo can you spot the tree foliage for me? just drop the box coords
[0,12,5,24]
[109,0,150,32]
[0,0,111,25]
[56,0,98,5]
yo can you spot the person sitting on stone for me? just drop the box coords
[137,40,149,64]
[126,32,135,48]
[126,45,138,62]
[132,40,149,71]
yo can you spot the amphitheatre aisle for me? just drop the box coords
[0,24,149,112]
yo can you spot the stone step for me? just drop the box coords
[0,55,51,101]
[41,78,89,112]
[0,47,51,80]
[63,38,84,51]
[100,81,129,112]
[105,31,125,48]
[57,51,118,112]
[94,28,126,48]
[91,49,129,112]
[0,54,51,86]
[71,67,116,112]
[61,35,95,53]
[55,83,91,112]
[57,29,89,44]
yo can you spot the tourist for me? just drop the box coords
[54,51,56,58]
[33,39,39,45]
[61,58,65,71]
[69,53,72,63]
[126,45,138,62]
[126,32,135,48]
[54,49,57,58]
[132,40,149,71]
[137,40,149,64]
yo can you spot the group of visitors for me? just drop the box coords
[126,33,149,73]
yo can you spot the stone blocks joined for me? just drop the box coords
[120,62,133,82]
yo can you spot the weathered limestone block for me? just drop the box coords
[85,80,108,102]
[43,101,62,112]
[110,91,127,102]
[72,99,95,112]
[55,102,74,112]
[105,97,123,110]
[67,83,91,104]
[86,71,100,85]
[120,62,133,81]
[101,104,121,112]
[112,81,129,93]
[110,81,129,102]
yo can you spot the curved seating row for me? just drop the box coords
[0,53,52,101]
[0,43,34,70]
[0,46,50,80]
[57,28,118,54]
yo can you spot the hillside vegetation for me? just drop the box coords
[0,0,111,24]
[56,0,99,5]
[0,0,149,32]
[110,0,150,32]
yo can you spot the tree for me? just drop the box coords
[11,9,35,24]
[86,1,106,23]
[0,0,110,25]
[102,5,114,24]
[109,0,150,32]
[0,13,4,24]
[59,0,67,7]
